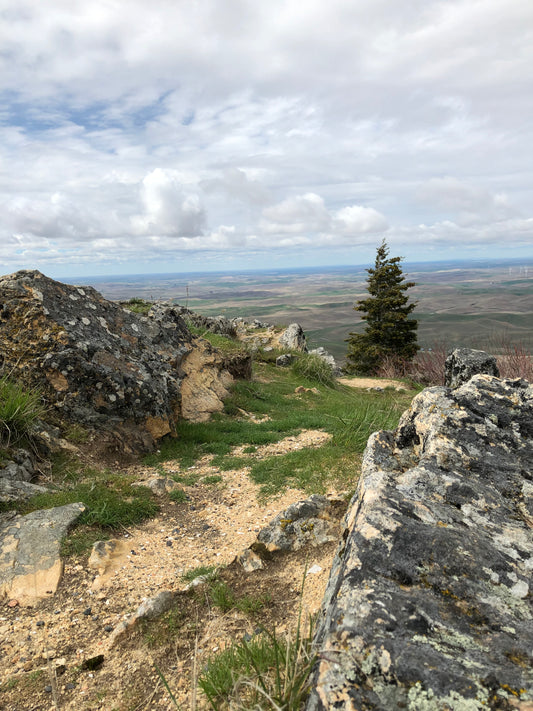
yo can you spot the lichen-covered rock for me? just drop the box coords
[279,323,308,352]
[251,495,342,556]
[308,375,533,710]
[445,347,500,388]
[309,347,342,376]
[0,503,86,603]
[0,271,235,450]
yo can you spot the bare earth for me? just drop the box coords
[338,376,408,391]
[0,430,345,711]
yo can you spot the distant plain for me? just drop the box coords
[77,258,533,364]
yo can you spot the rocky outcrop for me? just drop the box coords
[0,503,85,603]
[445,347,500,388]
[0,271,238,450]
[308,373,533,710]
[279,323,308,352]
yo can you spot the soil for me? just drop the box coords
[0,430,348,711]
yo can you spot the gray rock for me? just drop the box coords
[279,323,308,352]
[0,271,242,452]
[307,374,533,710]
[0,449,35,482]
[445,347,499,388]
[276,354,295,367]
[252,495,341,555]
[0,503,86,602]
[0,479,48,503]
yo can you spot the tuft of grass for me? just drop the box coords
[181,565,219,583]
[64,423,90,444]
[198,617,316,710]
[121,297,152,314]
[0,376,44,445]
[202,474,223,485]
[169,487,188,503]
[209,581,237,612]
[291,353,336,387]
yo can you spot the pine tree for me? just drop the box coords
[346,240,418,375]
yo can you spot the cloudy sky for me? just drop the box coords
[1,0,532,277]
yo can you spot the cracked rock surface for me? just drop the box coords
[308,374,533,711]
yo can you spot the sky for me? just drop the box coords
[1,0,532,278]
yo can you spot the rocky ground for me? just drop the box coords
[0,429,347,711]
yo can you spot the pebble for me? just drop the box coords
[44,685,52,693]
[104,625,113,632]
[36,621,45,628]
[83,608,92,616]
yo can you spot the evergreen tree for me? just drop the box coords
[346,240,418,374]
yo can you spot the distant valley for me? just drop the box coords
[75,258,533,364]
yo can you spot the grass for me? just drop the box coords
[121,297,153,315]
[169,487,188,503]
[181,565,219,583]
[198,617,316,710]
[0,376,45,445]
[16,455,159,555]
[145,361,413,498]
[291,352,336,387]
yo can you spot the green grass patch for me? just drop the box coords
[121,297,152,314]
[202,474,223,485]
[169,487,188,503]
[145,363,413,498]
[16,458,159,554]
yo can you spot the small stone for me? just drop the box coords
[44,685,53,693]
[7,599,19,608]
[104,624,113,633]
[166,540,173,547]
[83,607,92,616]
[36,621,45,628]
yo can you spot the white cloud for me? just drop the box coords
[0,0,532,274]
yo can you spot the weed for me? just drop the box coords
[235,592,271,616]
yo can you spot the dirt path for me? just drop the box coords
[338,375,408,390]
[0,430,343,710]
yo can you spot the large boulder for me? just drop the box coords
[278,323,308,352]
[0,271,235,450]
[308,374,533,710]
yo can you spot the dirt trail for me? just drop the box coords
[0,430,343,711]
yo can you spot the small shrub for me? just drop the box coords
[0,377,44,445]
[496,340,533,381]
[291,353,335,387]
[122,298,152,315]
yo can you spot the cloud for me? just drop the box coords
[0,0,532,274]
[131,169,206,237]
